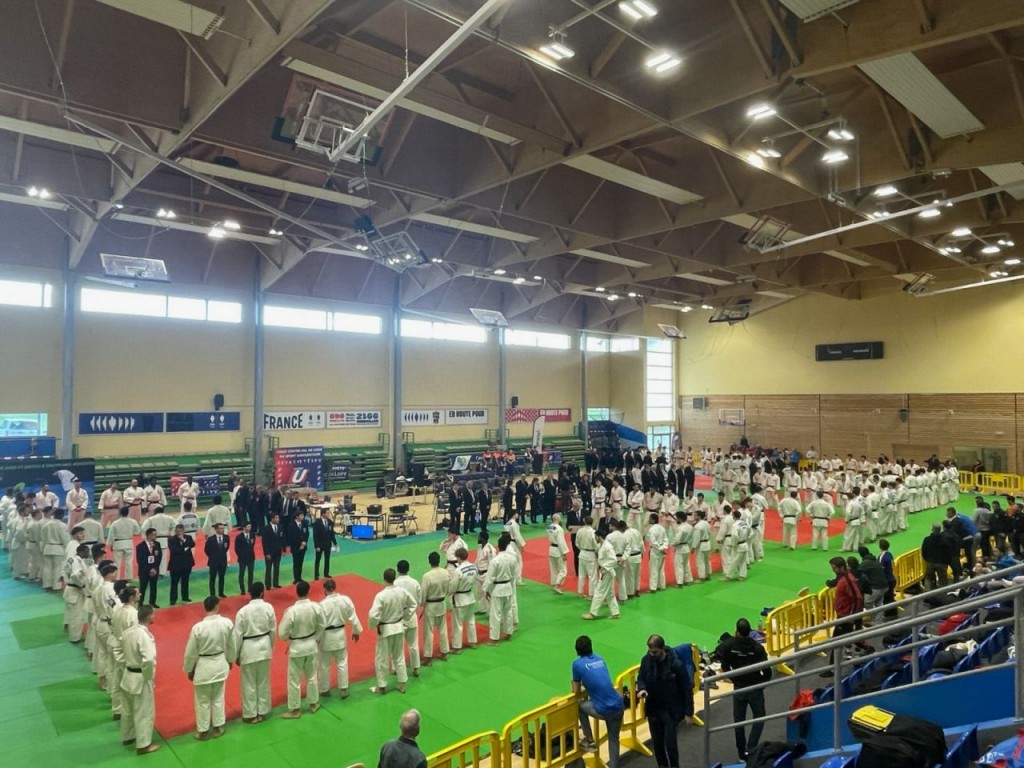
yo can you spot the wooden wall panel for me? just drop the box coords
[908,394,1017,472]
[678,395,744,450]
[1017,394,1024,476]
[744,395,820,451]
[820,395,909,459]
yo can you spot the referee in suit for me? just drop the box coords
[204,521,230,598]
[234,521,257,594]
[312,509,337,580]
[262,512,285,589]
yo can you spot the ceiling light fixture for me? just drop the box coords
[747,104,777,120]
[951,227,972,238]
[493,268,507,275]
[513,276,526,284]
[27,186,52,199]
[744,152,766,168]
[990,270,1009,278]
[679,306,693,312]
[870,209,892,219]
[595,286,606,292]
[539,41,575,61]
[945,246,961,254]
[981,244,1001,255]
[1004,257,1021,266]
[207,226,226,240]
[627,291,637,297]
[827,126,855,142]
[619,0,657,19]
[874,185,899,197]
[155,208,176,219]
[700,304,714,310]
[997,238,1016,248]
[430,257,443,264]
[608,294,620,301]
[269,228,284,236]
[917,207,941,219]
[756,145,782,159]
[532,275,544,281]
[821,149,849,164]
[645,51,681,73]
[222,219,241,231]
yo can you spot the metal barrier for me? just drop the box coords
[975,472,1020,495]
[501,694,585,768]
[958,470,975,489]
[816,586,835,625]
[764,593,818,656]
[428,732,501,768]
[613,665,655,758]
[893,549,926,597]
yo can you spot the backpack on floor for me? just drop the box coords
[854,714,947,768]
[745,741,806,768]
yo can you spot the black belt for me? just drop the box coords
[494,579,511,584]
[114,538,131,542]
[290,633,316,641]
[200,652,224,657]
[447,561,458,566]
[549,543,562,547]
[243,632,271,641]
[751,525,760,529]
[325,625,345,631]
[84,541,98,546]
[426,597,445,603]
[101,618,112,624]
[126,666,142,673]
[68,583,84,589]
[477,570,487,575]
[581,548,595,552]
[455,589,472,594]
[630,551,643,556]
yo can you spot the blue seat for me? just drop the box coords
[916,643,939,675]
[881,663,912,689]
[952,650,980,674]
[771,751,794,768]
[817,685,834,703]
[942,725,980,768]
[820,756,857,768]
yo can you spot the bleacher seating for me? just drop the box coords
[943,725,979,768]
[404,436,587,479]
[92,451,253,507]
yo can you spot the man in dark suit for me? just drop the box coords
[475,482,492,533]
[168,523,195,605]
[251,484,269,534]
[515,476,528,519]
[287,508,310,583]
[136,527,163,607]
[312,509,337,580]
[261,511,284,589]
[269,483,284,521]
[234,520,257,594]
[281,490,306,529]
[447,483,462,534]
[461,483,477,534]
[233,481,251,529]
[204,521,230,597]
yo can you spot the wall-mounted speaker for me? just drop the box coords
[213,393,225,411]
[898,408,909,423]
[510,395,519,407]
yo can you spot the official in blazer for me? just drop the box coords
[261,512,285,589]
[312,509,337,580]
[204,522,231,598]
[136,528,163,607]
[234,521,257,595]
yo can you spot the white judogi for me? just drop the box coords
[842,497,864,551]
[591,484,608,520]
[895,483,910,531]
[576,525,598,597]
[107,517,141,579]
[420,567,451,659]
[233,598,277,719]
[395,574,422,673]
[10,513,30,578]
[202,504,232,536]
[439,536,467,571]
[626,490,644,530]
[100,487,123,528]
[91,580,117,678]
[725,518,750,580]
[475,542,495,613]
[546,521,569,589]
[608,485,626,521]
[670,518,693,585]
[177,482,200,515]
[63,553,88,642]
[449,560,478,649]
[624,526,644,596]
[83,561,101,658]
[606,528,629,601]
[318,592,362,695]
[279,598,324,711]
[483,549,518,640]
[504,518,526,588]
[779,496,802,550]
[646,522,668,592]
[123,485,145,524]
[587,539,620,617]
[749,502,765,562]
[40,517,70,589]
[183,613,236,732]
[145,511,176,575]
[79,516,103,547]
[109,602,138,717]
[35,489,58,511]
[716,514,735,575]
[66,488,90,527]
[143,484,167,516]
[368,584,415,690]
[806,497,834,551]
[119,623,157,749]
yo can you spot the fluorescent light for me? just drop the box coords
[595,286,606,292]
[532,275,543,281]
[997,239,1015,247]
[431,257,443,264]
[917,207,941,219]
[269,228,284,236]
[951,227,972,237]
[747,104,777,120]
[859,52,984,138]
[678,272,732,286]
[112,202,125,209]
[827,127,855,142]
[756,146,782,158]
[411,213,537,243]
[821,149,849,164]
[493,268,507,275]
[156,208,176,219]
[990,270,1009,277]
[745,152,766,168]
[944,246,961,254]
[0,190,67,211]
[27,186,52,199]
[981,245,1001,255]
[571,248,650,269]
[208,226,226,240]
[95,0,224,39]
[627,291,638,297]
[874,185,899,197]
[222,219,241,231]
[646,52,681,72]
[700,304,714,310]
[564,155,702,205]
[513,276,526,284]
[620,0,657,19]
[608,294,620,301]
[112,213,279,244]
[355,244,370,252]
[540,42,575,60]
[1004,257,1021,266]
[870,210,891,219]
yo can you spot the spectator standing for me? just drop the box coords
[821,557,867,677]
[378,709,427,768]
[637,634,693,768]
[718,618,769,762]
[571,635,624,768]
[921,524,953,588]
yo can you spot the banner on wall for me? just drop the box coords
[169,474,221,498]
[263,411,325,431]
[531,415,545,449]
[326,461,350,483]
[274,446,324,490]
[0,437,57,457]
[327,410,382,429]
[402,409,446,426]
[505,407,572,423]
[445,408,488,426]
[0,457,96,512]
[166,412,241,432]
[78,412,163,435]
[545,449,563,467]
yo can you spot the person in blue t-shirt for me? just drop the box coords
[947,507,981,570]
[571,635,624,768]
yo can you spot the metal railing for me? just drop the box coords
[700,568,1024,766]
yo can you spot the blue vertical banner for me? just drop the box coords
[273,446,325,490]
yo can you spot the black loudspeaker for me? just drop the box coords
[213,393,225,411]
[511,395,519,407]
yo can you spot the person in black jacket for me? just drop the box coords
[461,483,477,534]
[233,481,251,529]
[168,523,195,605]
[921,523,954,588]
[514,477,528,520]
[204,521,230,597]
[288,508,310,583]
[475,483,492,533]
[312,509,337,580]
[262,511,284,589]
[447,483,462,534]
[637,634,693,768]
[251,484,269,534]
[719,618,770,762]
[501,481,514,524]
[234,521,257,594]
[136,528,163,607]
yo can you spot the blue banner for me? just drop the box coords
[274,446,324,491]
[165,412,241,432]
[194,474,221,496]
[78,412,163,435]
[0,457,96,515]
[326,462,350,483]
[0,436,57,457]
[546,449,564,466]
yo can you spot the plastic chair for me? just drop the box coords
[771,751,795,768]
[942,725,979,768]
[916,642,939,675]
[817,684,834,703]
[881,663,912,689]
[819,757,856,768]
[952,650,980,674]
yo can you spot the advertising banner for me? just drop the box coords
[326,461,351,483]
[262,411,325,431]
[274,446,325,490]
[402,409,446,426]
[166,412,241,432]
[445,407,488,426]
[505,407,572,423]
[0,457,96,512]
[326,410,382,429]
[531,415,546,449]
[78,412,163,435]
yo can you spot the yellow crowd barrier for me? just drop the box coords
[893,549,925,597]
[428,732,501,768]
[612,665,654,760]
[501,694,584,768]
[959,471,975,490]
[816,586,835,626]
[764,593,818,656]
[975,472,1020,495]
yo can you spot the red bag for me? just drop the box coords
[938,613,969,635]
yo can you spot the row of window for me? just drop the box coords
[80,288,243,323]
[646,338,675,423]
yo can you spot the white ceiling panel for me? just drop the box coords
[779,0,860,21]
[412,213,538,242]
[564,156,703,205]
[980,163,1024,201]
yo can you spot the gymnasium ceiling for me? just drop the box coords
[1,0,1024,330]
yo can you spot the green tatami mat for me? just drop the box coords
[10,613,67,650]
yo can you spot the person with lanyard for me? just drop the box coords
[368,568,417,694]
[318,578,362,699]
[449,547,478,651]
[168,523,195,605]
[204,521,230,598]
[232,581,277,723]
[184,595,237,739]
[234,521,257,595]
[145,506,175,577]
[119,604,160,755]
[278,580,324,717]
[136,528,162,607]
[571,635,624,768]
